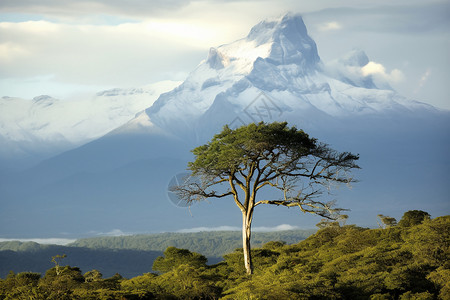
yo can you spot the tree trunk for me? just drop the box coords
[242,211,253,275]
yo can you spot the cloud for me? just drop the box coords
[317,21,341,31]
[0,19,212,88]
[253,224,301,232]
[105,229,126,236]
[177,226,240,233]
[0,0,191,20]
[362,61,405,84]
[323,52,405,90]
[304,2,449,109]
[84,228,134,236]
[413,68,432,94]
[97,229,129,236]
[0,42,29,62]
[306,2,450,35]
[177,224,302,233]
[143,20,217,45]
[0,1,270,97]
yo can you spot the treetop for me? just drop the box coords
[189,122,319,175]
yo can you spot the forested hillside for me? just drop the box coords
[69,229,316,257]
[0,229,315,278]
[1,212,448,299]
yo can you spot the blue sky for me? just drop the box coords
[0,0,449,109]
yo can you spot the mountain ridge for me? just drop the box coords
[0,81,181,169]
[138,13,441,143]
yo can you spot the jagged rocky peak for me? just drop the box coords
[207,47,229,69]
[339,49,370,67]
[247,13,320,67]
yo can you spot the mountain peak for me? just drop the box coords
[246,13,320,67]
[206,47,229,70]
[145,13,438,136]
[339,49,370,67]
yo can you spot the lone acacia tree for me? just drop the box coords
[174,122,360,275]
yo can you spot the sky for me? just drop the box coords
[0,0,449,109]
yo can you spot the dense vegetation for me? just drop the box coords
[1,212,448,299]
[0,230,315,278]
[69,229,316,257]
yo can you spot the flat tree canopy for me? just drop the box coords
[174,122,360,274]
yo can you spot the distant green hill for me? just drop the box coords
[68,229,316,257]
[0,229,315,278]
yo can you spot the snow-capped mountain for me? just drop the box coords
[0,80,180,168]
[117,14,438,143]
[0,14,448,238]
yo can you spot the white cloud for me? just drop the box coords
[253,224,301,232]
[177,226,240,233]
[324,56,405,90]
[317,21,341,31]
[0,42,29,62]
[177,224,302,233]
[362,61,405,84]
[0,19,212,90]
[84,228,134,236]
[144,20,216,45]
[99,229,129,236]
[361,61,385,76]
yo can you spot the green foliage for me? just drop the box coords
[39,266,85,299]
[427,266,450,299]
[0,241,44,252]
[155,264,222,299]
[403,215,449,266]
[188,121,318,176]
[0,271,45,300]
[152,247,207,274]
[84,269,103,283]
[121,272,158,293]
[219,214,448,299]
[398,210,431,227]
[377,214,398,228]
[399,291,434,299]
[0,213,448,299]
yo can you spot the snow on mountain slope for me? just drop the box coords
[0,80,181,165]
[0,80,180,144]
[141,14,438,142]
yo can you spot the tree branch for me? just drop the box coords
[229,175,244,211]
